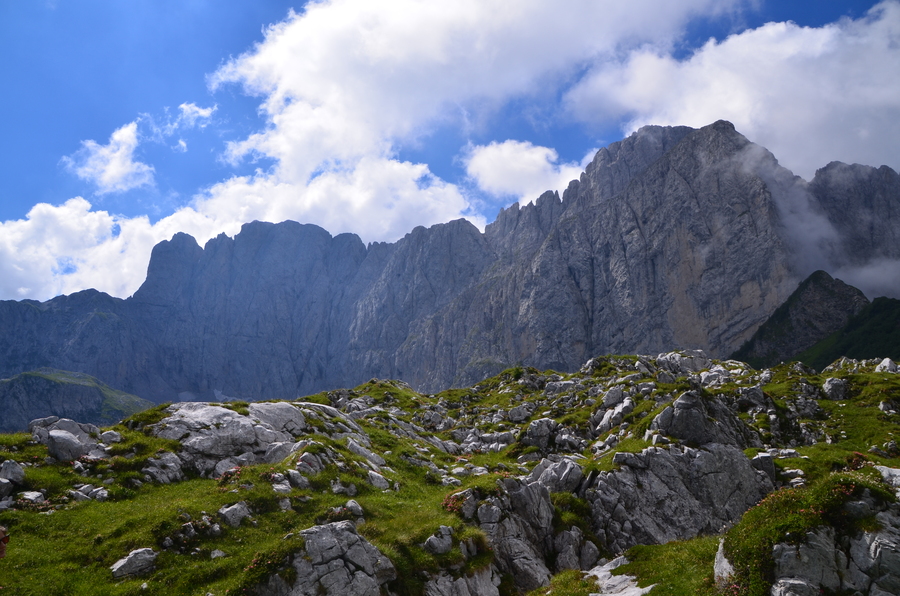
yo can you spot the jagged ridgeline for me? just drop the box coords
[2,120,899,407]
[1,351,900,596]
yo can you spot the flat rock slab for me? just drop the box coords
[586,557,653,596]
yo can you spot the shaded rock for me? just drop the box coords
[0,460,25,485]
[730,270,869,369]
[142,452,185,484]
[424,526,453,555]
[424,566,499,596]
[218,501,252,528]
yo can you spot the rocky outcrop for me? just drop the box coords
[586,444,773,554]
[29,417,109,462]
[768,505,900,596]
[255,521,396,596]
[731,270,870,369]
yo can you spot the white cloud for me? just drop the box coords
[564,0,900,180]
[465,140,591,203]
[177,102,216,129]
[61,121,155,194]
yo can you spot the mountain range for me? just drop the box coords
[1,120,898,419]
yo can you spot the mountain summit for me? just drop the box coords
[1,121,897,404]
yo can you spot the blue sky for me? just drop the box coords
[1,0,898,301]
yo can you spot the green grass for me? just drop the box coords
[615,535,720,596]
[795,297,900,371]
[3,353,900,596]
[526,569,599,596]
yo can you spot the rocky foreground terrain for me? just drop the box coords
[2,351,900,596]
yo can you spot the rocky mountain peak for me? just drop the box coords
[0,121,897,402]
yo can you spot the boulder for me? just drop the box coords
[346,438,386,466]
[367,471,390,490]
[424,526,454,555]
[527,458,583,493]
[876,358,898,373]
[508,404,533,423]
[602,386,626,408]
[822,378,849,400]
[142,451,185,484]
[0,478,13,498]
[0,460,25,484]
[656,350,711,375]
[218,501,252,528]
[47,429,90,462]
[521,418,559,450]
[110,548,157,578]
[18,491,45,504]
[248,402,308,435]
[100,430,122,444]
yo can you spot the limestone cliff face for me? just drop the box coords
[809,162,900,266]
[0,121,895,401]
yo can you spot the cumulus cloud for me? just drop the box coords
[61,122,155,194]
[565,0,900,180]
[465,140,591,202]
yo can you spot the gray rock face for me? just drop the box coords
[424,566,500,596]
[1,122,896,405]
[586,444,773,554]
[255,521,396,596]
[809,162,900,276]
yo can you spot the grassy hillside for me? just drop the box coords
[796,297,900,370]
[0,356,898,595]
